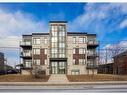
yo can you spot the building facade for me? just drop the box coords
[113,50,127,75]
[20,21,99,75]
[98,63,113,74]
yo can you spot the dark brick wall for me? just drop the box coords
[113,55,127,75]
[33,49,47,65]
[73,48,86,65]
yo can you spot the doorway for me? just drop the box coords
[51,61,66,74]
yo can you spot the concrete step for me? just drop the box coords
[48,74,69,83]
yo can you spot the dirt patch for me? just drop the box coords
[0,74,50,82]
[67,74,127,82]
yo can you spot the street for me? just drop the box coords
[0,84,127,92]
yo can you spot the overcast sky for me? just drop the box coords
[0,3,127,66]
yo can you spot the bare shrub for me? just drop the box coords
[32,66,46,78]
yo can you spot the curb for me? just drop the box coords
[0,81,127,86]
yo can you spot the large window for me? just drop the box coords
[33,48,40,55]
[33,38,40,45]
[71,69,80,75]
[79,59,86,65]
[51,48,58,58]
[59,53,65,58]
[33,59,40,65]
[50,24,66,58]
[51,25,57,32]
[51,37,57,42]
[51,43,57,47]
[73,37,76,44]
[79,48,86,54]
[59,48,65,53]
[59,25,65,32]
[59,43,65,48]
[51,48,57,53]
[59,32,65,36]
[79,37,86,43]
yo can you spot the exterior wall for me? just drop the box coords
[67,35,88,75]
[32,35,50,75]
[98,63,113,74]
[113,53,127,75]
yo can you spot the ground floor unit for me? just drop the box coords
[21,59,97,75]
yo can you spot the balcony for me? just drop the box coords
[86,64,98,69]
[20,41,32,47]
[87,52,98,58]
[87,40,99,48]
[20,52,32,59]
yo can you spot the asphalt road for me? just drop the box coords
[0,84,127,93]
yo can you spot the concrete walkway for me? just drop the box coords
[48,74,69,83]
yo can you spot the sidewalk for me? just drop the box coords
[0,81,127,86]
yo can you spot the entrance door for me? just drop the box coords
[59,62,66,74]
[51,62,58,74]
[51,61,66,74]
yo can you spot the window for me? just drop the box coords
[44,49,47,54]
[52,43,57,47]
[59,48,65,53]
[79,37,86,43]
[51,37,57,42]
[33,48,40,55]
[33,59,40,65]
[59,53,65,58]
[59,43,65,48]
[73,37,76,44]
[51,48,57,53]
[44,59,47,65]
[79,48,86,54]
[44,38,47,44]
[25,60,31,68]
[73,48,76,54]
[52,31,57,36]
[51,25,57,32]
[59,25,65,32]
[73,59,76,65]
[59,37,65,42]
[33,38,40,44]
[79,59,86,65]
[71,70,80,75]
[59,32,65,36]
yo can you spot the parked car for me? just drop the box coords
[7,69,18,74]
[0,70,6,75]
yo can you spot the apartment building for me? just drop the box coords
[113,50,127,75]
[20,21,99,75]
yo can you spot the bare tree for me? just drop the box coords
[99,43,126,74]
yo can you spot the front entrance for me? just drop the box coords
[51,61,67,74]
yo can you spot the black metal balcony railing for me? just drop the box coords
[86,63,98,69]
[87,40,99,46]
[20,41,32,46]
[20,52,32,58]
[87,52,98,56]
